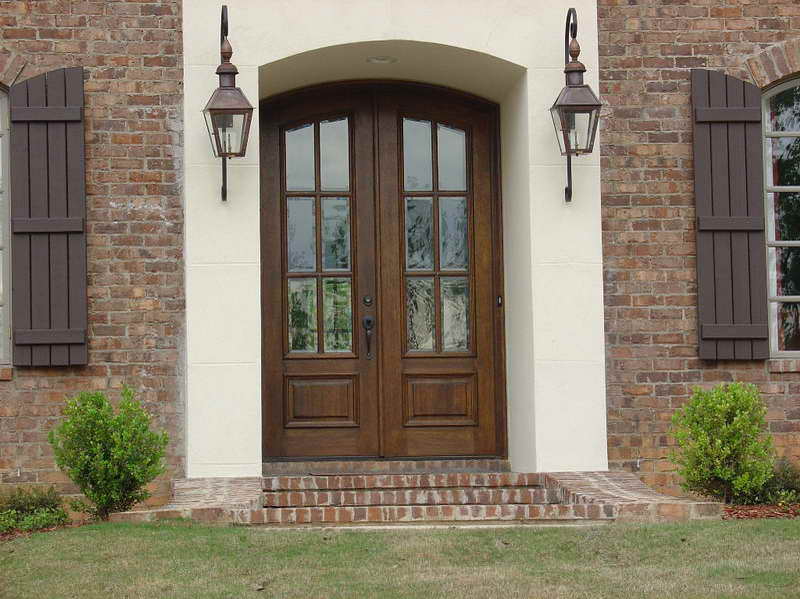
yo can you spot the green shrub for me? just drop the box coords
[0,507,68,534]
[0,486,62,513]
[761,458,800,505]
[670,382,775,504]
[16,507,68,531]
[0,510,18,534]
[48,386,168,520]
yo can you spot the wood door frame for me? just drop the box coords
[260,80,508,460]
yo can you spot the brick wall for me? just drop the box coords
[599,0,800,494]
[0,0,184,504]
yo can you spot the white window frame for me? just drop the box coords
[763,78,800,357]
[0,89,10,365]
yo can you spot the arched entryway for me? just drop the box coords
[260,82,507,459]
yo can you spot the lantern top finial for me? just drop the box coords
[221,38,233,63]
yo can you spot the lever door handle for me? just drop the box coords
[363,316,375,360]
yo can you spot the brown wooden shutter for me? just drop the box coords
[9,67,87,366]
[691,69,768,360]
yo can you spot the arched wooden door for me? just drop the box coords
[261,82,506,459]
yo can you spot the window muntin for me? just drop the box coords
[764,80,800,354]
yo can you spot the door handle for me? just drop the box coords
[363,316,375,360]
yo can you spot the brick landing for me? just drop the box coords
[110,467,722,525]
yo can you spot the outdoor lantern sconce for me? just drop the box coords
[550,8,602,203]
[203,6,254,201]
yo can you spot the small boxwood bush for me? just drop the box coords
[48,386,168,520]
[0,487,69,534]
[670,382,775,504]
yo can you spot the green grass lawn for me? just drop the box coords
[2,519,800,598]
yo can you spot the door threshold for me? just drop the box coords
[263,457,510,476]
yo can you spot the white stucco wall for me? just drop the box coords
[182,0,607,477]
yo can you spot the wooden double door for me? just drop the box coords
[261,83,505,458]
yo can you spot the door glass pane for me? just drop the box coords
[771,247,800,296]
[287,197,316,272]
[285,123,315,191]
[777,303,800,351]
[403,118,432,191]
[439,197,468,270]
[320,117,349,191]
[322,197,350,271]
[405,197,433,270]
[323,278,352,352]
[441,277,469,352]
[769,137,800,187]
[772,192,800,241]
[406,277,435,351]
[288,278,318,352]
[769,85,800,133]
[437,124,466,191]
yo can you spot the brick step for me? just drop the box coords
[248,503,616,525]
[263,472,542,491]
[263,487,561,507]
[263,459,510,476]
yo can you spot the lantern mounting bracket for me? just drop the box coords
[220,5,229,202]
[564,8,577,203]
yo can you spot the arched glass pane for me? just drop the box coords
[437,124,466,191]
[769,84,800,132]
[403,118,432,191]
[285,123,315,191]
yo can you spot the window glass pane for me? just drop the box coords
[772,192,800,241]
[769,137,800,187]
[285,123,315,191]
[322,197,350,271]
[323,278,352,352]
[403,118,432,191]
[441,277,469,352]
[776,303,800,351]
[437,124,466,191]
[320,117,349,191]
[439,197,468,270]
[406,277,435,351]
[405,197,434,270]
[769,85,800,132]
[287,197,316,272]
[771,247,800,296]
[288,278,318,352]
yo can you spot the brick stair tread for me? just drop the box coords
[251,503,616,524]
[263,487,560,507]
[263,472,543,491]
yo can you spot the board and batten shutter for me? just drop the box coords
[9,67,88,366]
[691,69,768,360]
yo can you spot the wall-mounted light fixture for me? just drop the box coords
[550,8,601,203]
[203,6,254,201]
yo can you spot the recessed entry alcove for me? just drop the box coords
[257,40,535,464]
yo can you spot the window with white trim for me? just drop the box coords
[0,90,10,364]
[765,79,800,355]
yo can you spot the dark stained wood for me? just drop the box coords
[10,106,81,122]
[9,77,32,366]
[65,67,88,366]
[10,67,88,366]
[691,69,768,361]
[701,324,768,339]
[12,217,84,232]
[261,82,505,459]
[697,216,763,231]
[694,107,760,122]
[46,69,70,365]
[15,328,86,344]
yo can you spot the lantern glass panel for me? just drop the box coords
[204,110,248,157]
[550,107,597,156]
